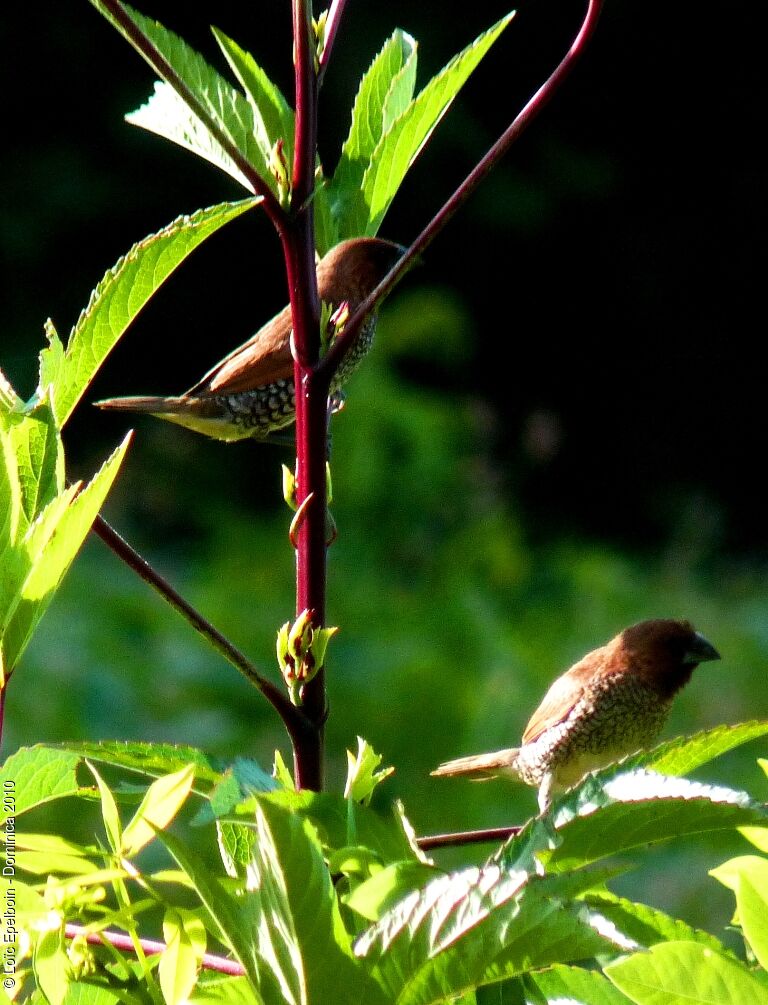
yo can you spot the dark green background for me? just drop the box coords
[2,0,766,937]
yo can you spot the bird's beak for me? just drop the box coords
[684,632,721,665]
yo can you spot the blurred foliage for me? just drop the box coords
[4,288,767,942]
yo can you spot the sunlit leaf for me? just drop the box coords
[155,826,267,1001]
[710,854,768,970]
[526,964,631,1005]
[87,761,123,853]
[160,908,207,1005]
[247,797,384,1004]
[90,3,278,196]
[121,764,195,857]
[546,769,768,871]
[344,737,394,805]
[330,28,417,214]
[604,940,768,1004]
[334,12,514,236]
[212,28,294,167]
[618,721,768,779]
[0,434,130,671]
[581,891,730,955]
[0,747,85,822]
[38,199,256,428]
[58,739,223,786]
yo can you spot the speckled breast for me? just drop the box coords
[214,315,377,439]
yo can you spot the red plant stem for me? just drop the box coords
[416,826,521,852]
[64,924,246,977]
[90,515,315,751]
[316,0,605,384]
[282,0,326,792]
[317,0,349,87]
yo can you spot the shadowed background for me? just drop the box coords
[2,0,766,936]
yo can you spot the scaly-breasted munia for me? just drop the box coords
[95,237,404,442]
[432,619,720,811]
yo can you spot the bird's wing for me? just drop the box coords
[521,649,605,744]
[186,304,294,395]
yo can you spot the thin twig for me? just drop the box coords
[65,924,246,977]
[316,0,605,385]
[416,826,521,852]
[90,515,315,748]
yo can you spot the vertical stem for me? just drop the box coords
[284,0,327,791]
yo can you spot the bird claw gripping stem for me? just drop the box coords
[276,609,338,705]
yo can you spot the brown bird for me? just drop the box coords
[432,619,720,812]
[95,237,405,442]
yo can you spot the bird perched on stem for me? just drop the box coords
[96,237,405,442]
[432,619,720,812]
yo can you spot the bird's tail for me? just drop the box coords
[94,394,251,442]
[431,747,521,780]
[95,395,193,415]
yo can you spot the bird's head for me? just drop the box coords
[317,237,408,308]
[615,618,721,696]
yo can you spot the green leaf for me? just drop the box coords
[160,908,207,1005]
[154,827,265,1001]
[331,30,417,202]
[248,797,384,1005]
[87,761,123,853]
[618,721,768,778]
[0,747,85,822]
[344,737,394,805]
[526,965,632,1005]
[64,986,122,1005]
[1,434,131,671]
[64,984,122,1005]
[710,855,768,969]
[33,928,70,1005]
[4,400,62,531]
[9,830,100,875]
[38,198,256,428]
[191,976,262,1005]
[581,892,730,955]
[604,941,768,1004]
[57,740,223,786]
[545,769,768,871]
[216,821,257,877]
[272,750,295,791]
[225,788,418,865]
[0,401,63,653]
[121,764,195,857]
[193,757,278,825]
[91,3,278,196]
[344,861,437,921]
[334,12,514,237]
[0,367,22,411]
[357,867,617,1005]
[211,28,294,168]
[739,871,768,971]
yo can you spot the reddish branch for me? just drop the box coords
[281,0,327,792]
[416,826,521,852]
[91,516,315,753]
[317,0,605,382]
[65,924,246,977]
